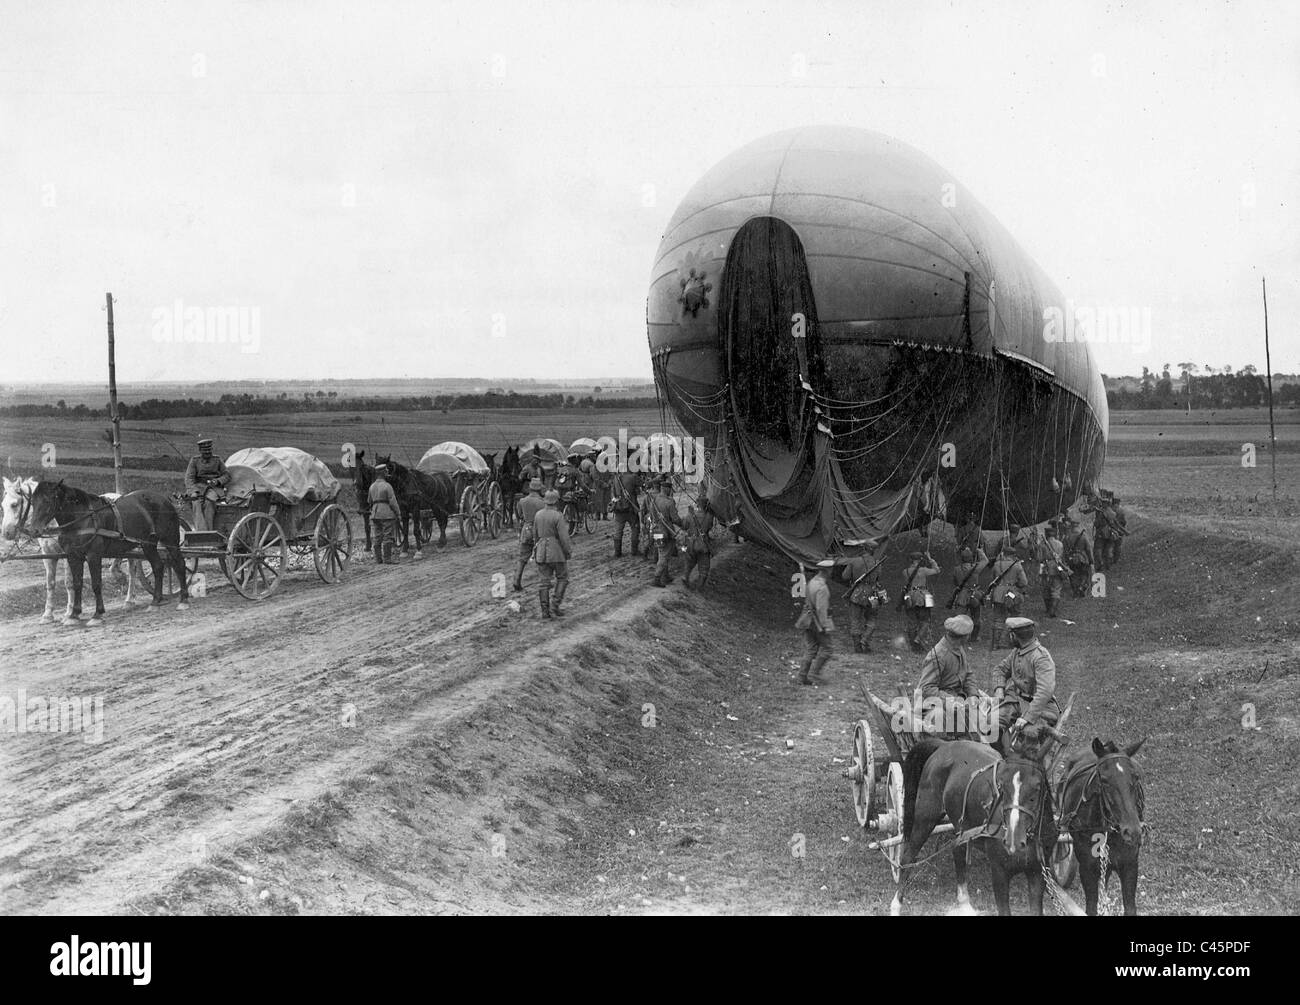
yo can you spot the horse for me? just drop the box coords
[3,477,144,622]
[894,732,1058,916]
[1057,736,1147,915]
[353,449,376,552]
[4,479,189,625]
[496,445,523,528]
[376,455,456,550]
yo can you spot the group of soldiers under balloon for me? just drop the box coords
[792,495,1127,749]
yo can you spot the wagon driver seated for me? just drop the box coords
[184,435,231,531]
[992,616,1061,754]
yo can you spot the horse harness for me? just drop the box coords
[954,755,1050,849]
[1055,752,1145,836]
[13,485,155,553]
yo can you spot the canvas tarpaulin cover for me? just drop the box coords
[225,447,342,506]
[520,437,566,472]
[417,441,489,476]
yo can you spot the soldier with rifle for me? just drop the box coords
[1038,525,1069,618]
[841,544,888,653]
[986,543,1029,627]
[1062,515,1094,598]
[646,477,686,587]
[679,488,715,591]
[898,550,940,652]
[948,545,989,643]
[609,468,643,558]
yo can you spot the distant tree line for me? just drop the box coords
[0,389,663,420]
[1106,364,1299,410]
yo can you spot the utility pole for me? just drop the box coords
[1262,278,1277,508]
[106,292,123,494]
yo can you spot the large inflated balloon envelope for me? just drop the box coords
[648,126,1108,566]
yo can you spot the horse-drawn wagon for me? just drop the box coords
[183,446,354,600]
[416,441,502,546]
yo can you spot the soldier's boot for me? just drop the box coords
[810,653,831,683]
[613,539,623,558]
[512,561,525,592]
[551,582,567,617]
[797,659,812,686]
[852,635,865,654]
[539,588,553,620]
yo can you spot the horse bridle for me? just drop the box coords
[990,756,1051,847]
[1058,752,1144,835]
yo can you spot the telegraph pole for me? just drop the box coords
[1262,278,1277,508]
[106,292,123,494]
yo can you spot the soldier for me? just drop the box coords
[367,464,402,564]
[532,489,572,618]
[520,448,547,490]
[1038,525,1068,618]
[841,545,886,653]
[645,477,686,587]
[679,489,715,591]
[796,558,836,685]
[987,544,1029,624]
[951,545,989,643]
[899,550,941,652]
[994,616,1061,751]
[184,436,231,531]
[1062,516,1094,597]
[919,614,975,738]
[956,513,982,555]
[609,467,643,558]
[512,478,547,592]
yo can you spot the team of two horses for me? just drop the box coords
[351,445,524,554]
[893,724,1147,916]
[2,476,190,625]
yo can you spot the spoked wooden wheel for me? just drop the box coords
[486,482,503,536]
[312,504,352,583]
[884,762,906,883]
[847,720,878,828]
[459,486,480,547]
[485,507,502,539]
[221,512,288,600]
[136,517,199,595]
[1052,835,1078,889]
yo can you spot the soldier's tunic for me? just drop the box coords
[902,557,940,650]
[532,505,572,604]
[646,491,685,586]
[1064,526,1094,597]
[679,509,714,589]
[919,635,974,736]
[952,548,989,641]
[994,638,1061,729]
[988,553,1028,622]
[1039,536,1068,613]
[591,466,611,520]
[797,573,835,682]
[841,553,883,650]
[521,456,549,490]
[610,471,642,556]
[184,453,230,531]
[513,491,547,587]
[367,477,401,562]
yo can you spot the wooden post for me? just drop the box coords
[106,292,123,494]
[1262,278,1277,507]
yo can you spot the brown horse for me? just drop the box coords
[14,480,189,625]
[1057,737,1147,915]
[353,449,377,552]
[894,734,1057,915]
[496,446,524,528]
[377,455,455,549]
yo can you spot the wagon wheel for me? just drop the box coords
[220,512,288,600]
[312,504,353,584]
[135,516,199,595]
[883,762,906,883]
[1052,834,1078,889]
[847,720,878,828]
[459,486,480,547]
[486,481,503,524]
[486,506,503,539]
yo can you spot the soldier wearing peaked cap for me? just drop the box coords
[184,436,230,532]
[900,550,940,652]
[993,617,1061,752]
[841,544,887,653]
[918,614,976,738]
[512,478,547,592]
[532,489,571,618]
[795,559,836,685]
[367,464,402,564]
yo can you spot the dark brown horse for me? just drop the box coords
[353,449,376,552]
[894,734,1057,915]
[377,455,455,549]
[1057,737,1147,915]
[496,445,523,528]
[18,480,190,625]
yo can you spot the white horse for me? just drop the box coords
[2,476,141,623]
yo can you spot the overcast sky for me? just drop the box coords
[2,0,1297,384]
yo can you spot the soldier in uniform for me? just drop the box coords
[679,489,715,591]
[900,551,941,652]
[645,477,686,587]
[956,513,983,555]
[951,545,989,643]
[796,558,836,685]
[1062,516,1094,597]
[994,616,1061,751]
[1038,526,1068,618]
[987,545,1029,625]
[841,545,886,653]
[532,489,572,618]
[610,468,643,558]
[520,449,547,490]
[367,464,402,564]
[919,614,975,738]
[512,478,547,592]
[184,436,231,531]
